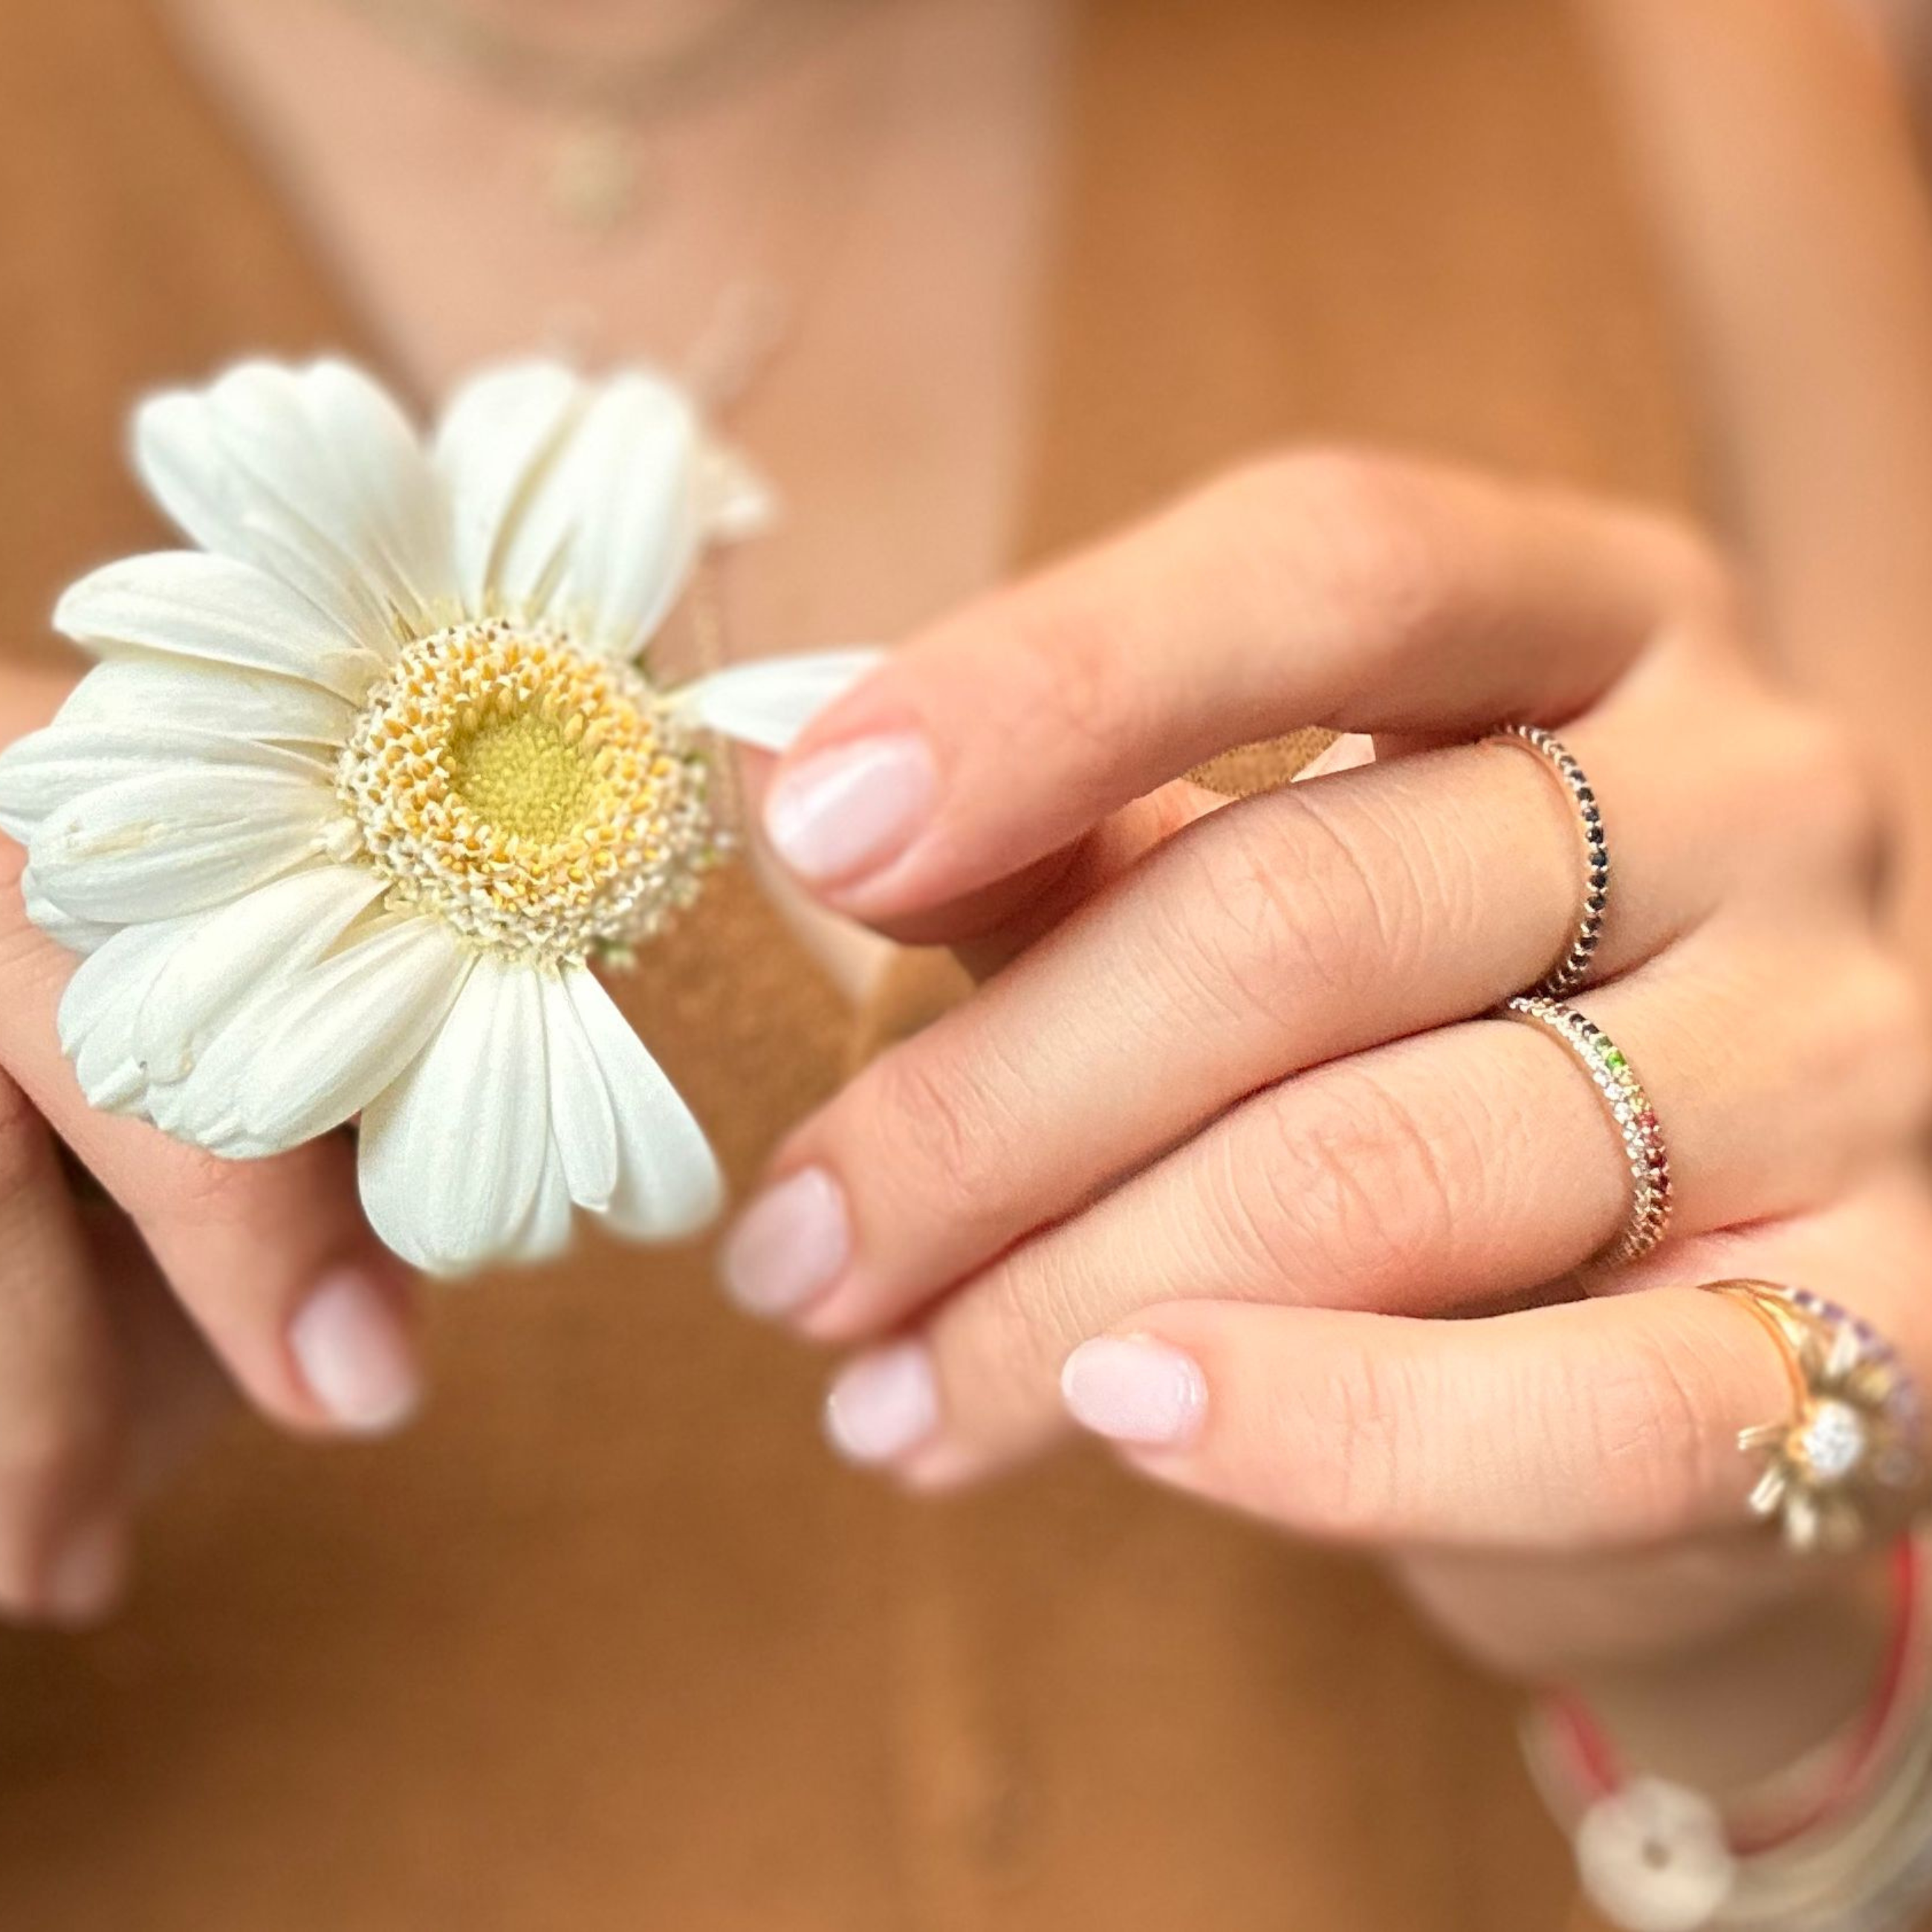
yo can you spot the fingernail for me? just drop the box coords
[43,1519,127,1627]
[763,733,938,883]
[291,1268,421,1436]
[1061,1336,1207,1447]
[722,1167,850,1317]
[824,1341,939,1465]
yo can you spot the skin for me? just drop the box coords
[0,670,418,1626]
[739,453,1929,1554]
[0,2,1925,1843]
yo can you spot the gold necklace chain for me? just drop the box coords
[323,0,878,227]
[327,0,867,123]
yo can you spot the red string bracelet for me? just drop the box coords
[1543,1535,1923,1857]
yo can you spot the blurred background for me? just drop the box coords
[0,1,1730,1927]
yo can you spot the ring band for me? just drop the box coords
[1703,1280,1925,1553]
[1500,995,1671,1265]
[1488,724,1609,999]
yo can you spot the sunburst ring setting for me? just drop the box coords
[1706,1280,1926,1554]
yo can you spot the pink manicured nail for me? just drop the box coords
[43,1519,126,1627]
[722,1167,850,1317]
[291,1268,421,1435]
[1062,1337,1207,1447]
[824,1341,939,1465]
[763,733,937,883]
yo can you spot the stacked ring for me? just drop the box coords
[1488,723,1609,999]
[1705,1281,1927,1554]
[1500,995,1672,1265]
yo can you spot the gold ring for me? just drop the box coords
[1705,1280,1925,1553]
[1498,995,1670,1265]
[1488,723,1609,999]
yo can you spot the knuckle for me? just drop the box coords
[1234,444,1416,531]
[1781,707,1884,872]
[1151,806,1350,1028]
[1294,1339,1425,1537]
[1858,950,1931,1054]
[1847,953,1932,1141]
[1627,510,1735,623]
[958,1250,1097,1394]
[1206,1062,1470,1303]
[994,584,1149,771]
[860,1038,1015,1228]
[1244,447,1465,661]
[1288,784,1446,979]
[1575,1320,1722,1540]
[1888,997,1932,1140]
[1154,789,1432,1032]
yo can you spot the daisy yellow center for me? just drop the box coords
[447,712,594,844]
[334,619,720,962]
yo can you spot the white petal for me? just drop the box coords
[56,551,384,700]
[357,955,551,1274]
[504,1146,576,1267]
[494,370,701,656]
[133,360,454,641]
[28,766,334,924]
[295,360,456,623]
[57,918,193,1112]
[560,967,721,1239]
[20,871,118,957]
[136,393,389,644]
[681,648,886,753]
[57,655,354,749]
[433,360,586,614]
[0,722,327,846]
[133,864,387,1085]
[161,911,471,1159]
[541,972,619,1210]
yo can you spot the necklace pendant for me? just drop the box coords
[548,117,649,233]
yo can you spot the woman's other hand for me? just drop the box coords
[0,664,420,1627]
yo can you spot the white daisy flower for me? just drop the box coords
[0,358,881,1274]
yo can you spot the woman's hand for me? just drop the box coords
[726,450,1931,1665]
[0,664,419,1627]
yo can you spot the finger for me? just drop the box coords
[733,655,1875,1338]
[1055,1168,1932,1553]
[736,751,1210,971]
[937,748,1341,968]
[82,1208,236,1497]
[819,921,1930,1481]
[925,777,1226,962]
[0,1069,129,1624]
[1060,1294,1771,1553]
[0,865,422,1439]
[760,450,1719,925]
[751,753,1228,962]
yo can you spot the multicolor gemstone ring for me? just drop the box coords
[1705,1281,1926,1555]
[1498,995,1672,1266]
[1488,723,1610,999]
